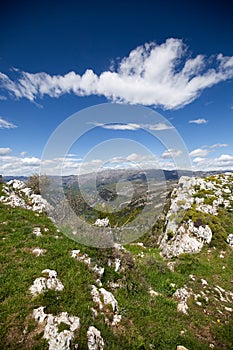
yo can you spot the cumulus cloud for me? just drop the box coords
[1,38,233,109]
[0,116,17,129]
[192,154,233,171]
[189,148,210,157]
[189,118,208,124]
[161,148,183,158]
[0,147,12,156]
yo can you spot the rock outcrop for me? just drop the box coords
[33,307,80,350]
[0,179,52,213]
[29,269,64,296]
[87,326,105,350]
[159,173,233,258]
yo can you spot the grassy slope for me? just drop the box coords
[0,184,233,349]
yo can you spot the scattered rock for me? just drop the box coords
[173,287,193,314]
[94,218,109,227]
[71,250,104,286]
[90,285,121,326]
[29,269,64,296]
[227,233,233,246]
[159,174,233,258]
[177,346,189,350]
[149,288,161,297]
[33,227,42,236]
[33,307,80,350]
[87,326,104,350]
[0,180,52,213]
[32,247,46,257]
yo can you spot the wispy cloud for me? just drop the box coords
[91,122,173,131]
[96,123,141,131]
[0,116,17,129]
[210,143,228,149]
[189,118,208,124]
[1,38,233,109]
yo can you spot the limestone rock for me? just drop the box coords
[33,307,80,350]
[94,218,109,227]
[71,250,104,286]
[30,269,64,295]
[0,180,52,213]
[173,287,193,314]
[87,326,104,350]
[32,247,46,257]
[227,233,233,246]
[159,173,233,258]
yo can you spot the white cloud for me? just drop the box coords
[161,148,183,158]
[189,118,208,124]
[0,95,7,100]
[210,143,228,149]
[146,122,174,130]
[192,154,233,171]
[0,116,17,129]
[100,123,140,131]
[0,147,12,155]
[20,151,27,156]
[189,148,210,157]
[1,38,233,109]
[91,122,173,131]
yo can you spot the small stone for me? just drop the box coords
[33,227,42,237]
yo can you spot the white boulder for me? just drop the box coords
[87,326,104,350]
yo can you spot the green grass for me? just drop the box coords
[0,196,233,349]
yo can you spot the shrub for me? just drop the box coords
[27,174,50,194]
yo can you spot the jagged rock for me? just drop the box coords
[87,326,104,350]
[33,307,80,350]
[158,173,233,258]
[90,285,121,326]
[94,218,109,227]
[0,180,52,213]
[173,287,193,314]
[33,227,42,236]
[32,247,46,256]
[30,269,64,295]
[108,257,121,272]
[99,287,118,312]
[71,250,104,286]
[112,314,122,326]
[227,233,233,246]
[71,250,91,265]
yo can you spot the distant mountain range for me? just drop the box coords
[3,168,231,185]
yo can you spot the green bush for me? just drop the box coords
[27,173,51,195]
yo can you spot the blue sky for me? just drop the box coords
[0,0,233,175]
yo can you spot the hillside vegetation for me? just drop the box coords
[0,175,233,350]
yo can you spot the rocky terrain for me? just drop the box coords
[0,175,233,350]
[159,173,233,258]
